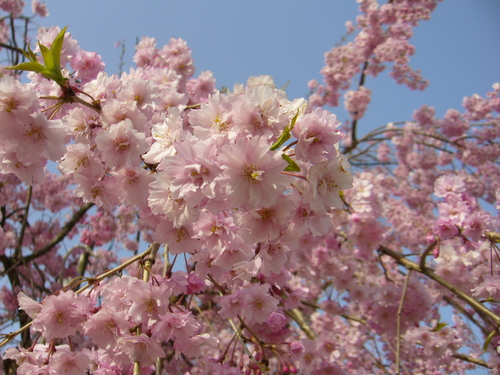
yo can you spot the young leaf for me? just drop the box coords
[270,109,300,151]
[6,61,46,74]
[38,43,55,71]
[483,329,496,353]
[26,44,38,62]
[7,26,68,86]
[282,154,300,172]
[431,321,448,332]
[51,26,68,71]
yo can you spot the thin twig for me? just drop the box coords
[396,270,411,374]
[0,245,156,349]
[378,245,500,328]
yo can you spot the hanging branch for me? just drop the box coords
[0,244,157,349]
[21,202,94,264]
[396,270,412,374]
[378,245,500,327]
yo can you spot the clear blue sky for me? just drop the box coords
[33,2,499,373]
[35,0,500,137]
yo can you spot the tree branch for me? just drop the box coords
[378,245,500,328]
[22,202,94,264]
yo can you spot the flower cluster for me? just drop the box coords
[0,23,354,374]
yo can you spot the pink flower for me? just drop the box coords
[218,292,244,320]
[218,136,288,209]
[59,143,105,178]
[118,333,165,366]
[95,118,148,169]
[237,199,292,244]
[153,219,198,255]
[1,111,66,164]
[0,75,38,120]
[344,87,371,120]
[266,312,286,332]
[33,290,90,340]
[189,91,235,139]
[161,140,221,205]
[293,107,342,164]
[303,157,353,214]
[70,50,105,83]
[17,291,42,319]
[31,0,49,17]
[152,310,199,342]
[243,284,278,324]
[127,280,171,327]
[73,174,121,210]
[173,333,218,358]
[143,107,185,164]
[472,275,500,301]
[433,174,466,198]
[232,85,284,137]
[50,351,90,375]
[186,70,216,104]
[113,166,154,209]
[118,78,157,109]
[258,241,289,276]
[83,308,130,349]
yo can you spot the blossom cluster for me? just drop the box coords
[309,0,439,111]
[0,23,355,374]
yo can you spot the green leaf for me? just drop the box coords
[270,131,290,151]
[431,321,448,332]
[41,69,64,83]
[482,329,496,353]
[38,40,65,85]
[282,154,300,172]
[26,44,38,62]
[270,109,300,151]
[51,26,68,71]
[6,61,47,73]
[38,42,55,71]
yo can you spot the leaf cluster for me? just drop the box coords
[7,26,68,88]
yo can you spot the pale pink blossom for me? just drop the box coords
[218,136,288,209]
[232,85,284,137]
[237,200,292,244]
[143,107,185,164]
[189,91,235,139]
[161,140,221,204]
[433,174,466,198]
[303,157,353,214]
[73,174,121,210]
[83,308,130,349]
[31,0,48,17]
[95,118,148,169]
[50,351,90,375]
[127,280,171,327]
[293,107,342,164]
[472,275,500,302]
[174,333,219,358]
[118,333,165,366]
[32,290,90,340]
[152,310,200,342]
[242,283,278,324]
[59,143,105,178]
[153,219,198,254]
[17,291,42,319]
[70,50,105,83]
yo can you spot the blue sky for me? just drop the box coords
[34,0,500,137]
